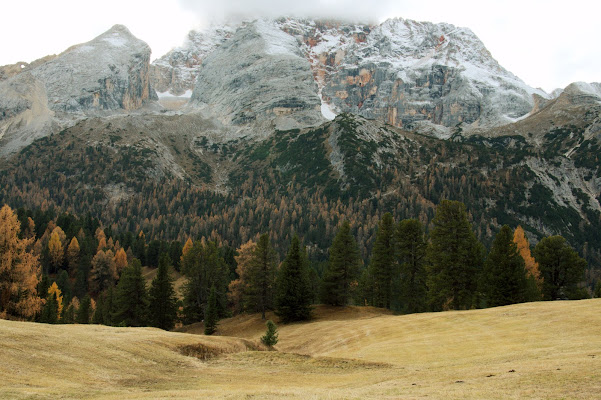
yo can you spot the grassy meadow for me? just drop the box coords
[1,299,600,399]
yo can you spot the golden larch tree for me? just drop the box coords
[114,248,128,274]
[47,281,64,319]
[227,240,256,314]
[0,205,43,319]
[513,226,542,283]
[47,227,64,270]
[181,238,193,265]
[66,237,80,278]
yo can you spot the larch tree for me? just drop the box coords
[513,225,542,299]
[113,248,128,275]
[534,236,587,300]
[275,235,313,323]
[366,213,397,309]
[66,237,80,278]
[0,204,43,320]
[89,249,117,294]
[228,240,256,314]
[247,234,278,319]
[47,228,65,272]
[47,282,64,319]
[427,200,484,311]
[321,221,362,306]
[482,225,528,307]
[396,219,428,314]
[148,253,178,330]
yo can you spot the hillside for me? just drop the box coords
[2,300,600,399]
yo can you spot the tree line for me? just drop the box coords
[0,200,594,331]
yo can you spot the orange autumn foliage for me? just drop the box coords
[513,226,542,283]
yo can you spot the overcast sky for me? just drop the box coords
[2,0,599,92]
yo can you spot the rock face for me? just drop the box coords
[189,19,323,130]
[164,17,548,133]
[150,26,235,96]
[0,25,157,154]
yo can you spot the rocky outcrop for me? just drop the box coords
[189,20,323,130]
[0,25,158,154]
[150,27,235,96]
[25,24,157,113]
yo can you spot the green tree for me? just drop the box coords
[275,235,313,323]
[261,320,279,347]
[428,200,484,311]
[76,295,91,324]
[101,287,115,326]
[396,219,428,313]
[481,225,528,307]
[247,234,278,319]
[148,253,178,330]
[112,259,149,326]
[321,221,362,306]
[181,241,229,324]
[92,293,105,324]
[366,213,396,309]
[204,285,218,335]
[40,291,59,324]
[534,236,587,300]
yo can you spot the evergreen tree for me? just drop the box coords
[247,234,278,319]
[481,225,528,307]
[396,219,428,313]
[534,236,587,300]
[169,240,183,272]
[76,295,91,324]
[62,302,75,324]
[181,241,229,324]
[321,221,362,306]
[92,293,105,324]
[427,200,484,311]
[112,259,149,326]
[261,320,279,347]
[55,270,72,304]
[204,285,218,335]
[40,291,59,324]
[148,253,178,330]
[366,213,396,309]
[275,235,313,323]
[102,287,115,326]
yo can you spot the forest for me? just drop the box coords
[1,199,595,331]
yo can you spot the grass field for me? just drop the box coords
[1,300,600,399]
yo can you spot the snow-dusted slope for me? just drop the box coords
[159,17,551,133]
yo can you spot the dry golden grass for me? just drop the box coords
[2,300,600,399]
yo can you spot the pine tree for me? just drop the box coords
[248,234,278,319]
[396,219,428,313]
[148,253,178,330]
[482,225,528,307]
[102,287,115,326]
[367,213,396,309]
[534,236,587,300]
[92,292,105,324]
[0,204,43,319]
[261,320,279,347]
[204,285,218,335]
[275,235,313,323]
[76,295,91,324]
[112,259,149,327]
[40,291,59,324]
[427,200,484,311]
[181,241,228,324]
[321,221,362,306]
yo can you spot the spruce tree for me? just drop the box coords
[40,291,59,324]
[76,295,91,324]
[275,235,313,323]
[204,285,218,335]
[534,236,587,300]
[102,287,115,326]
[396,219,428,313]
[112,259,149,327]
[149,253,178,330]
[247,233,277,319]
[92,292,105,324]
[427,200,484,311]
[481,225,528,307]
[321,221,362,306]
[367,213,396,309]
[261,320,279,347]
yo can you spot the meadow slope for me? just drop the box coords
[2,300,600,399]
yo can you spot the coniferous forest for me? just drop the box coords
[0,199,594,330]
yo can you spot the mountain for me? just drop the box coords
[151,17,546,135]
[0,19,600,275]
[0,25,156,155]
